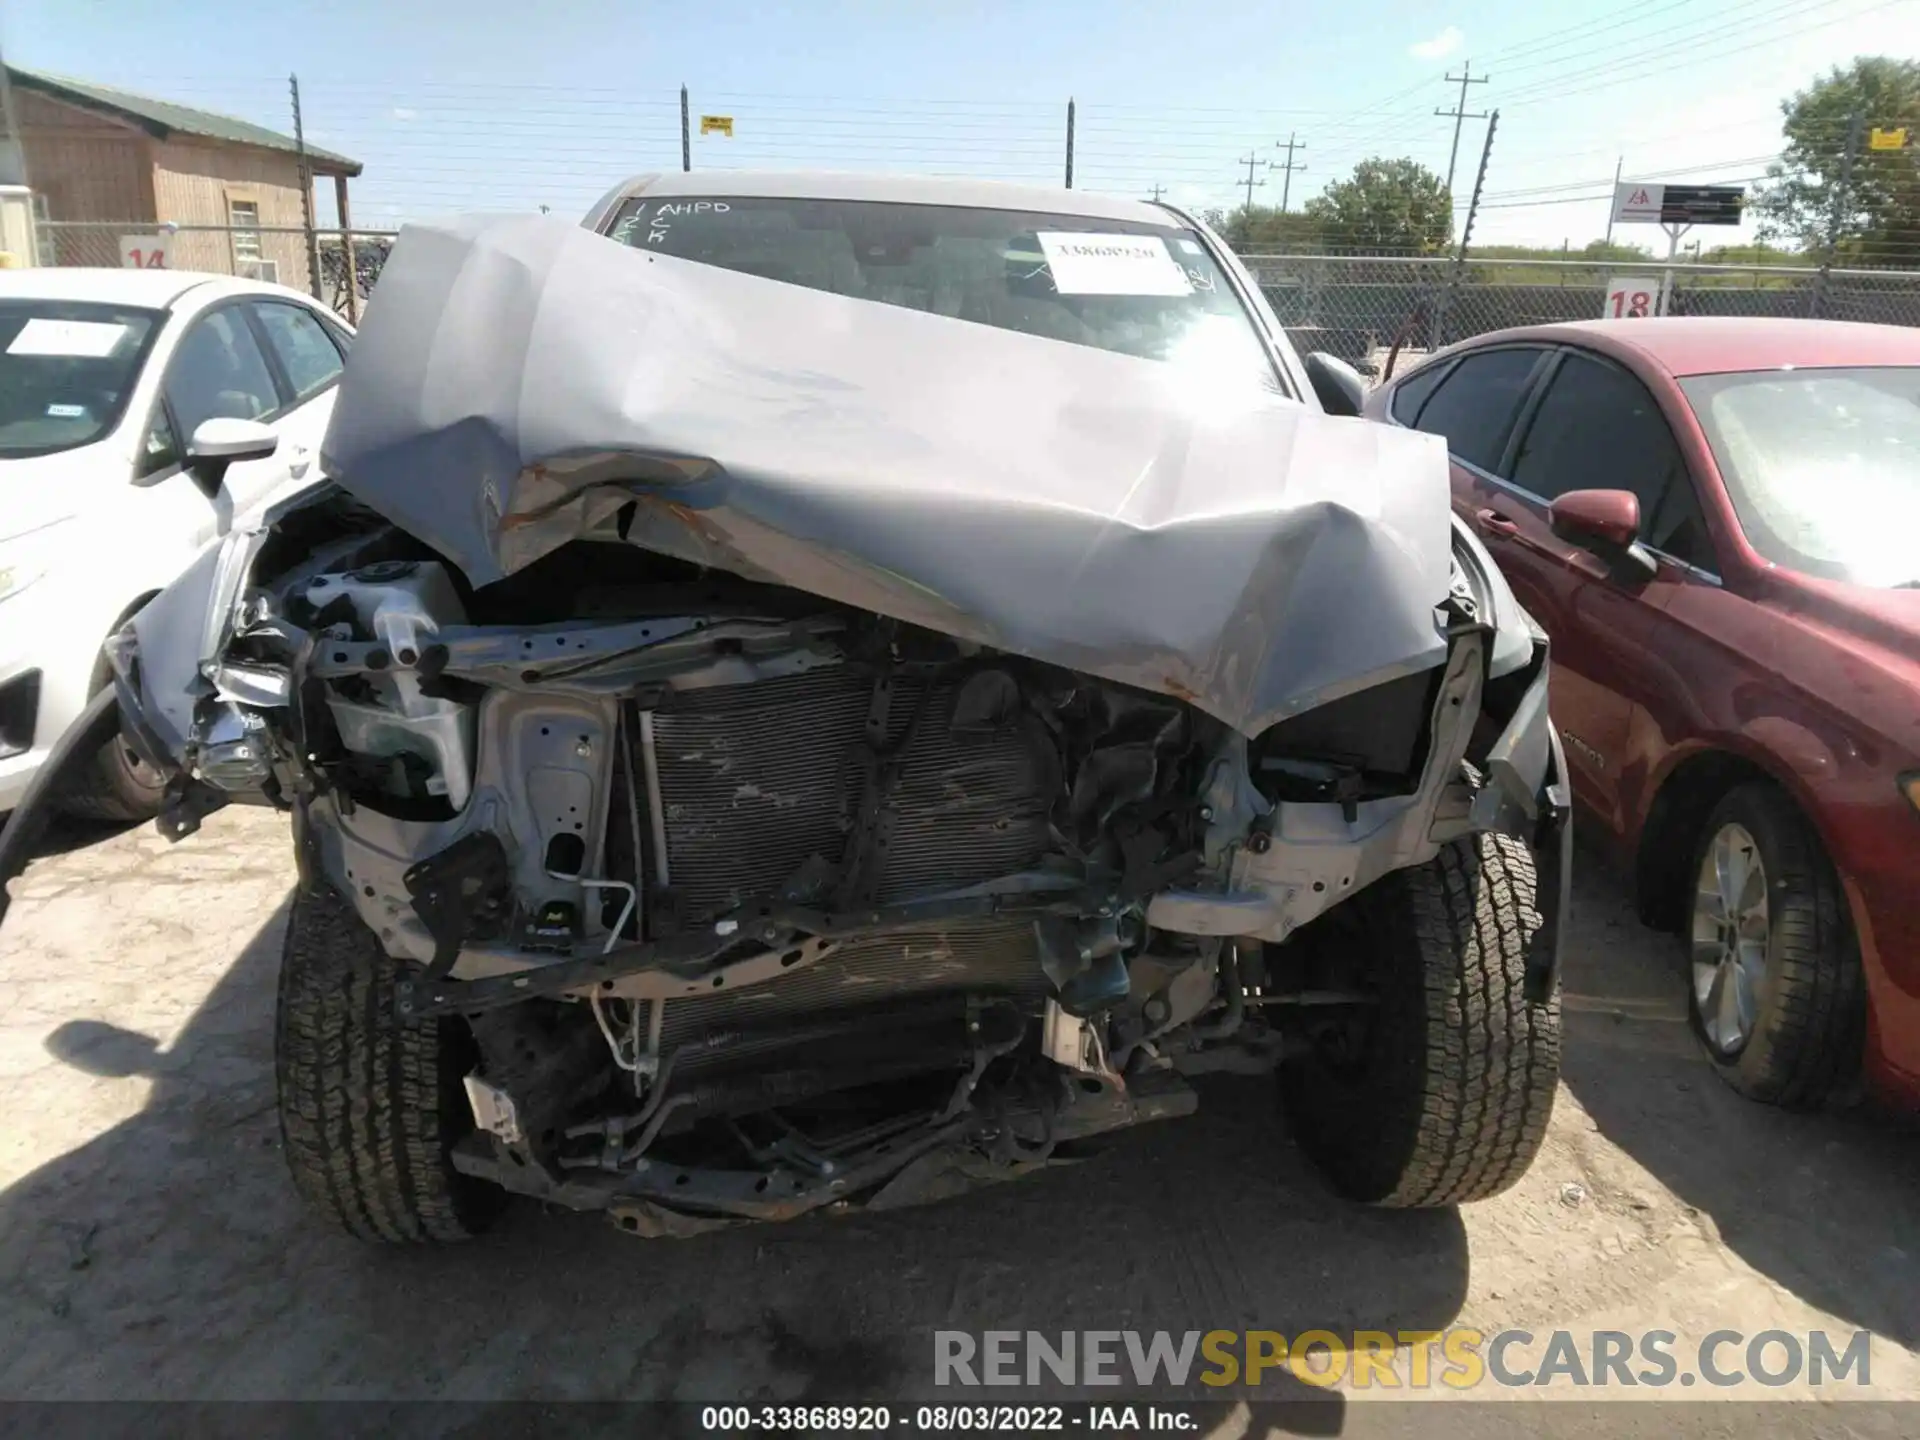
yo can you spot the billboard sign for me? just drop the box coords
[1612,182,1744,226]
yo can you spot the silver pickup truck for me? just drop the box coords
[0,172,1568,1245]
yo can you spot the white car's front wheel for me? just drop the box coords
[56,710,165,823]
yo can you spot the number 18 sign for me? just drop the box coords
[1603,274,1662,320]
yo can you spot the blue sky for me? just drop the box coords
[5,0,1916,248]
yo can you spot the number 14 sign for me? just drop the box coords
[1603,274,1664,320]
[118,233,172,269]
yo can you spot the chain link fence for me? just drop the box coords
[1247,254,1920,378]
[28,219,394,320]
[21,220,1920,361]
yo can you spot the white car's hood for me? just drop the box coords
[0,445,115,545]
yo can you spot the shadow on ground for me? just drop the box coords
[1558,839,1920,1349]
[0,889,1469,1409]
[0,811,143,863]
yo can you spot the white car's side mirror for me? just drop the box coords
[187,417,278,464]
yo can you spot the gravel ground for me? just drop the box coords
[1,806,1917,1435]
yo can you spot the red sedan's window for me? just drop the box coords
[1511,352,1718,573]
[1388,359,1449,425]
[1409,347,1543,473]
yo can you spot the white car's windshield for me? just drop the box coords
[606,195,1282,392]
[0,299,163,460]
[1680,366,1920,589]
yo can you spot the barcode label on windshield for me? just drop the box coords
[8,318,130,357]
[1036,233,1193,296]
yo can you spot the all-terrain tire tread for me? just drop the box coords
[274,885,488,1243]
[1284,831,1561,1208]
[1380,832,1560,1206]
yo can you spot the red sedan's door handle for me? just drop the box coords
[1476,507,1521,539]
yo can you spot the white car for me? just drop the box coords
[0,268,351,819]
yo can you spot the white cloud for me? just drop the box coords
[392,107,417,121]
[1409,26,1464,61]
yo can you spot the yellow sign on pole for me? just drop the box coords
[1869,126,1908,151]
[700,115,734,137]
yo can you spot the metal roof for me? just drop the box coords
[6,65,362,176]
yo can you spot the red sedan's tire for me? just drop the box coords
[1685,782,1866,1109]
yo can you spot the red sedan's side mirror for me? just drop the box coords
[1549,488,1657,579]
[1550,488,1641,549]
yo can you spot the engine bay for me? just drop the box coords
[96,486,1564,1232]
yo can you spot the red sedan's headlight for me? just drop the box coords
[1902,772,1920,816]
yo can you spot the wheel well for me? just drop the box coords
[88,591,160,696]
[1634,751,1777,931]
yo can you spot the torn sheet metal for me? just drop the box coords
[320,214,1457,737]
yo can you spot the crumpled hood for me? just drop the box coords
[320,213,1458,737]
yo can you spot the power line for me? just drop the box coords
[1495,0,1898,110]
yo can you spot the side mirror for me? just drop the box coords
[1549,488,1657,579]
[187,417,278,464]
[1303,351,1366,418]
[183,417,277,497]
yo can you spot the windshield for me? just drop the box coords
[606,196,1281,392]
[1680,366,1920,589]
[0,300,164,460]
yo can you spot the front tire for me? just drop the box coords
[55,724,165,823]
[1282,832,1561,1207]
[275,885,502,1242]
[1685,782,1863,1108]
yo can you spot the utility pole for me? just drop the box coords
[1436,61,1491,198]
[1064,98,1076,189]
[1274,131,1307,213]
[1146,183,1166,202]
[1434,108,1498,350]
[1603,155,1622,249]
[1237,152,1268,217]
[289,74,321,299]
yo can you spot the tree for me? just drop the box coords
[1303,159,1453,255]
[1201,204,1325,252]
[1752,57,1920,259]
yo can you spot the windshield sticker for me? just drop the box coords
[45,403,88,418]
[1174,238,1203,255]
[1036,233,1193,296]
[8,318,130,358]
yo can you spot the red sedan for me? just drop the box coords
[1364,317,1920,1110]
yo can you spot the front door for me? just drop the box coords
[1464,349,1716,836]
[245,298,348,500]
[159,302,299,540]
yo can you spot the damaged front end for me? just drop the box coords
[97,477,1564,1236]
[30,209,1574,1237]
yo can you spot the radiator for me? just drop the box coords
[639,666,1055,1046]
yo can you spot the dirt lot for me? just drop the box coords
[2,805,1917,1433]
